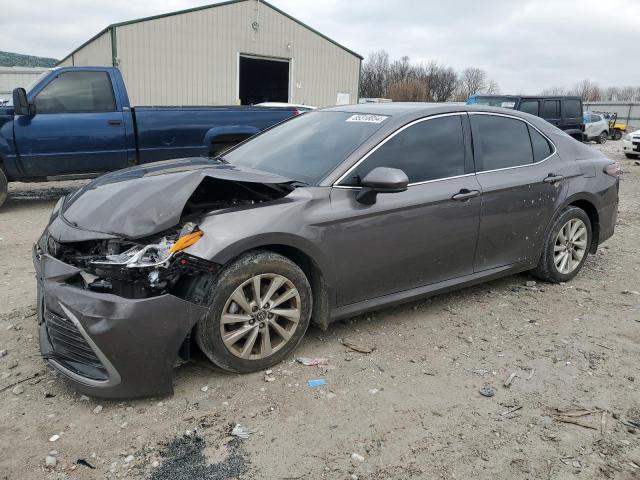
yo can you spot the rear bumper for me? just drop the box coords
[34,246,207,399]
[597,200,617,246]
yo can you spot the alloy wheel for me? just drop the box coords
[600,132,607,144]
[553,218,588,274]
[219,274,301,359]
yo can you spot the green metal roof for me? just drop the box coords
[57,0,363,65]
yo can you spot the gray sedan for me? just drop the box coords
[34,104,620,398]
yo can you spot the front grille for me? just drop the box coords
[44,309,108,381]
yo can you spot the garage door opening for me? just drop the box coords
[239,55,289,105]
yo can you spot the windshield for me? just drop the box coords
[468,96,516,108]
[224,111,387,185]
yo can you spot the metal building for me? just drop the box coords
[0,67,48,103]
[57,0,362,107]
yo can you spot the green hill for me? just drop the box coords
[0,51,58,68]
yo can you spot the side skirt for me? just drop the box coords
[329,262,531,322]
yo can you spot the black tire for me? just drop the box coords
[0,168,7,209]
[596,131,607,144]
[195,250,312,373]
[625,153,639,159]
[613,129,623,141]
[532,206,592,283]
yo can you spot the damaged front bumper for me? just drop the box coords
[34,245,208,399]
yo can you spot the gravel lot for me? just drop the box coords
[1,142,639,480]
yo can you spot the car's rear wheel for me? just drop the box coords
[195,250,312,373]
[532,206,592,283]
[596,131,607,144]
[0,168,7,209]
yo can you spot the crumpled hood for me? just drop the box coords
[61,157,294,239]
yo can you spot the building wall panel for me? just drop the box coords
[71,31,112,67]
[112,0,360,106]
[0,67,48,99]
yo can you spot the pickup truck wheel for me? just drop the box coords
[612,129,623,141]
[531,206,592,283]
[195,250,312,373]
[0,168,7,209]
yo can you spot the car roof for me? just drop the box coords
[257,102,316,109]
[322,102,536,119]
[470,94,582,100]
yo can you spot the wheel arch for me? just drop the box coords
[205,234,334,330]
[558,193,600,254]
[254,244,331,330]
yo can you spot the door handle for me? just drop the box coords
[107,120,122,126]
[451,189,481,201]
[543,174,564,184]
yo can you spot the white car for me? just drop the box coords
[256,102,316,114]
[622,129,640,159]
[583,113,610,144]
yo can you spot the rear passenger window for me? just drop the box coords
[471,115,533,171]
[542,100,560,119]
[519,100,539,116]
[563,99,582,119]
[342,115,466,185]
[528,126,553,161]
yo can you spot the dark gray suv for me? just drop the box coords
[34,104,620,398]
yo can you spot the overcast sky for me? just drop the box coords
[1,0,637,93]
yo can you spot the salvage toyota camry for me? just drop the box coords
[34,104,620,398]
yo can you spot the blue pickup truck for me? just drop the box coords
[0,66,297,207]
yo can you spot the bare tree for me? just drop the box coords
[619,86,639,102]
[388,56,413,85]
[540,86,568,95]
[360,52,498,103]
[422,62,458,102]
[388,78,426,102]
[485,79,500,95]
[571,79,602,101]
[360,50,390,98]
[541,82,640,102]
[459,67,488,99]
[603,86,620,101]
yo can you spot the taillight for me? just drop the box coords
[604,162,622,178]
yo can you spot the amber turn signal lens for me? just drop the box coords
[170,230,203,253]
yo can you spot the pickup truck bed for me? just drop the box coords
[0,66,297,207]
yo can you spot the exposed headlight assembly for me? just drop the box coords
[91,227,203,269]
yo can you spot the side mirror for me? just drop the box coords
[12,88,34,116]
[355,167,409,205]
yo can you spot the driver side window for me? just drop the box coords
[341,115,466,186]
[34,71,116,114]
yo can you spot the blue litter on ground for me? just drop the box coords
[307,379,327,388]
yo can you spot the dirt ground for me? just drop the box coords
[1,142,639,480]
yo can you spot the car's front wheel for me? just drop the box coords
[532,206,592,283]
[195,250,312,373]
